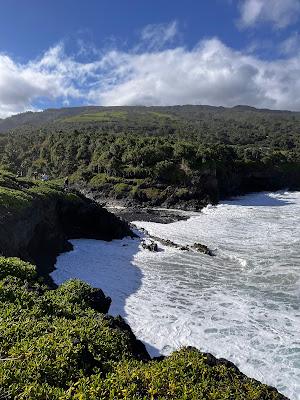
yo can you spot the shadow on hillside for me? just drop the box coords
[223,192,294,207]
[51,236,161,357]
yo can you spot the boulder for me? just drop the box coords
[191,243,214,256]
[142,240,159,252]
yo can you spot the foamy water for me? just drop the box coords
[52,191,300,399]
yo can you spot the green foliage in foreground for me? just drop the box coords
[0,257,286,399]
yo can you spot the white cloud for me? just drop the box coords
[279,32,300,55]
[90,38,300,111]
[0,45,86,118]
[140,21,179,50]
[2,35,300,117]
[238,0,300,28]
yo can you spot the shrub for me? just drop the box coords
[113,183,131,195]
[0,257,37,281]
[0,255,287,400]
[175,188,190,199]
[64,348,285,400]
[47,279,111,313]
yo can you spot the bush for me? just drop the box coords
[47,279,111,313]
[89,173,107,188]
[0,257,37,281]
[0,255,287,400]
[0,258,144,399]
[64,348,285,400]
[175,188,190,199]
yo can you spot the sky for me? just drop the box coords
[1,0,300,118]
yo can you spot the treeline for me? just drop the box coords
[1,106,300,206]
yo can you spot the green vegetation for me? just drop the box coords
[148,111,178,120]
[64,111,128,123]
[0,257,285,399]
[1,105,300,207]
[0,170,82,214]
[0,107,294,398]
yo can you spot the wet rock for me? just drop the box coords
[147,235,191,252]
[142,240,159,252]
[191,243,214,256]
[179,246,190,251]
[152,237,180,248]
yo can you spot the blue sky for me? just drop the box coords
[1,0,300,117]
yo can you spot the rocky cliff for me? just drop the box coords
[0,171,289,399]
[0,171,132,279]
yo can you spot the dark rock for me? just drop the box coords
[146,235,191,252]
[142,240,159,252]
[191,243,214,256]
[109,206,190,224]
[150,236,180,249]
[88,288,112,314]
[0,190,134,282]
[103,315,150,361]
[179,246,189,251]
[59,192,133,241]
[202,352,239,372]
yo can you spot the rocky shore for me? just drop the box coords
[107,205,192,224]
[0,172,290,399]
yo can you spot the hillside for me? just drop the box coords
[1,105,300,209]
[1,104,300,136]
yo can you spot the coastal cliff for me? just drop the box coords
[0,171,132,279]
[0,172,289,399]
[80,161,300,213]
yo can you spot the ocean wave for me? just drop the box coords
[53,191,300,399]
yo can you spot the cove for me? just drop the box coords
[52,191,300,400]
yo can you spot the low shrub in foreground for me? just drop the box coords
[0,257,287,399]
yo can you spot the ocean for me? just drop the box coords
[52,191,300,399]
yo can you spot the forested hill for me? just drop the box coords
[1,104,300,136]
[1,105,300,209]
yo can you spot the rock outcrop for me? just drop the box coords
[192,242,215,256]
[0,175,133,279]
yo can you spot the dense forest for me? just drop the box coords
[1,105,300,208]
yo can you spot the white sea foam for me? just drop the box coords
[52,191,300,399]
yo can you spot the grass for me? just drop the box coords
[0,170,83,214]
[0,187,32,211]
[64,111,128,123]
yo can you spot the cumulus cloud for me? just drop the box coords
[91,38,300,111]
[2,35,300,117]
[238,0,300,28]
[0,45,80,118]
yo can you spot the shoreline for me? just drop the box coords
[106,205,198,224]
[51,191,300,399]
